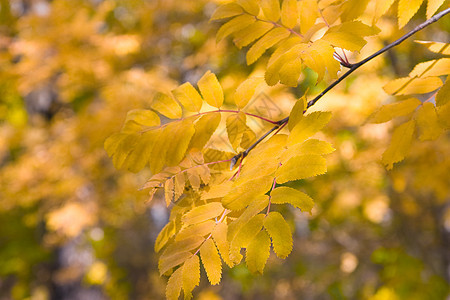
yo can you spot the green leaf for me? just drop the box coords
[264,212,293,258]
[276,155,327,184]
[270,186,314,213]
[246,230,271,274]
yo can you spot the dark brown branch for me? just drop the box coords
[230,8,450,169]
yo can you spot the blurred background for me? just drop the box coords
[0,0,449,299]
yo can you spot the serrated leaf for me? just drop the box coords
[301,49,326,83]
[182,255,200,300]
[282,139,335,163]
[299,0,319,34]
[227,195,270,242]
[164,173,186,205]
[260,0,281,21]
[281,0,298,28]
[287,111,332,146]
[148,128,167,174]
[436,77,450,107]
[172,82,203,112]
[198,71,224,108]
[176,220,215,241]
[216,14,256,43]
[222,176,273,210]
[341,0,370,21]
[125,109,160,127]
[373,0,396,23]
[159,235,205,275]
[182,202,224,225]
[288,97,306,131]
[230,214,265,264]
[226,112,247,150]
[200,239,222,285]
[201,180,233,200]
[398,0,423,28]
[152,92,182,119]
[369,98,422,123]
[247,28,291,65]
[383,77,443,95]
[270,186,314,213]
[382,119,416,169]
[164,119,196,167]
[246,230,271,274]
[123,130,158,172]
[233,21,274,49]
[106,133,139,170]
[264,212,293,258]
[189,113,221,150]
[409,58,450,78]
[415,40,450,55]
[436,102,450,129]
[426,0,445,18]
[323,31,367,52]
[279,57,303,87]
[210,3,244,21]
[305,40,340,80]
[236,0,260,15]
[155,219,178,252]
[266,43,308,86]
[212,222,233,267]
[234,77,264,108]
[415,102,443,141]
[276,155,327,183]
[166,267,182,300]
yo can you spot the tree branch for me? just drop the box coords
[230,8,450,168]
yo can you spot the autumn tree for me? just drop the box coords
[104,0,450,299]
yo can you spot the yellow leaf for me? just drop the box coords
[164,173,186,205]
[415,40,450,55]
[182,255,200,300]
[247,28,291,65]
[436,77,450,107]
[373,0,395,23]
[322,4,342,25]
[201,181,233,200]
[216,14,256,43]
[155,219,179,252]
[341,0,370,21]
[383,77,443,95]
[266,43,307,86]
[415,102,444,141]
[382,119,416,169]
[426,0,446,18]
[182,202,224,225]
[166,267,183,300]
[164,119,196,167]
[234,77,264,108]
[176,220,215,241]
[398,0,424,28]
[172,82,203,112]
[369,98,422,123]
[233,21,274,49]
[281,0,298,28]
[236,0,260,15]
[260,0,281,22]
[281,139,335,162]
[159,236,205,274]
[189,113,221,150]
[246,230,271,274]
[200,238,222,285]
[230,214,265,264]
[227,195,270,242]
[275,154,327,183]
[212,222,233,267]
[222,176,274,210]
[279,57,303,87]
[105,133,138,170]
[152,92,182,119]
[210,3,244,21]
[409,58,450,78]
[308,40,340,80]
[299,0,319,34]
[270,186,314,213]
[125,109,160,127]
[148,128,167,174]
[436,102,450,129]
[323,31,367,52]
[264,212,293,258]
[301,49,326,83]
[287,111,332,146]
[226,112,247,150]
[123,130,159,172]
[197,71,224,108]
[288,97,306,131]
